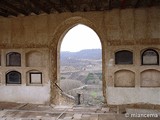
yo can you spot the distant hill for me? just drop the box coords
[60,49,103,105]
[60,49,102,68]
[61,49,102,60]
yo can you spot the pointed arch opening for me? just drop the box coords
[59,24,103,106]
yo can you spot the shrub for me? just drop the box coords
[60,79,84,92]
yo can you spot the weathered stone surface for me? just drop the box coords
[73,113,82,119]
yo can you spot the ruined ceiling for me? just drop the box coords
[0,0,160,17]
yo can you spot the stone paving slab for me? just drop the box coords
[73,113,82,119]
[0,102,160,120]
[0,110,6,117]
[1,114,160,120]
[0,102,21,110]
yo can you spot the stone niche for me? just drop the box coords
[6,52,21,66]
[26,70,42,85]
[26,51,43,67]
[141,69,160,87]
[114,70,135,87]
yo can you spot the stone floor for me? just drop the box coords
[0,102,160,120]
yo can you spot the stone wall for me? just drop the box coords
[0,48,50,104]
[0,7,160,105]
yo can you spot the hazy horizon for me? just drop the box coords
[61,48,102,53]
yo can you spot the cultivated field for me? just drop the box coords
[60,49,103,106]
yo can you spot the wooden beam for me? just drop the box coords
[63,0,74,12]
[31,0,50,14]
[46,0,62,13]
[0,11,8,17]
[93,0,101,10]
[0,8,18,17]
[148,0,154,7]
[0,0,29,15]
[120,0,126,9]
[18,0,39,15]
[108,0,112,10]
[135,0,140,8]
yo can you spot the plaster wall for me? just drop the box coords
[107,87,160,105]
[0,84,50,104]
[0,7,160,105]
[0,48,50,104]
[0,7,160,47]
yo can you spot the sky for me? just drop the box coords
[60,24,101,52]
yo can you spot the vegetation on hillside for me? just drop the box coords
[61,49,102,60]
[60,49,103,106]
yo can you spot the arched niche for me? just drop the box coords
[26,51,43,67]
[141,49,159,65]
[115,70,135,87]
[6,52,21,66]
[26,70,42,85]
[6,71,21,84]
[115,50,133,65]
[141,69,160,87]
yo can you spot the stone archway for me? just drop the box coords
[50,16,106,104]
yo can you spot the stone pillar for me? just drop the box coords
[50,47,60,104]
